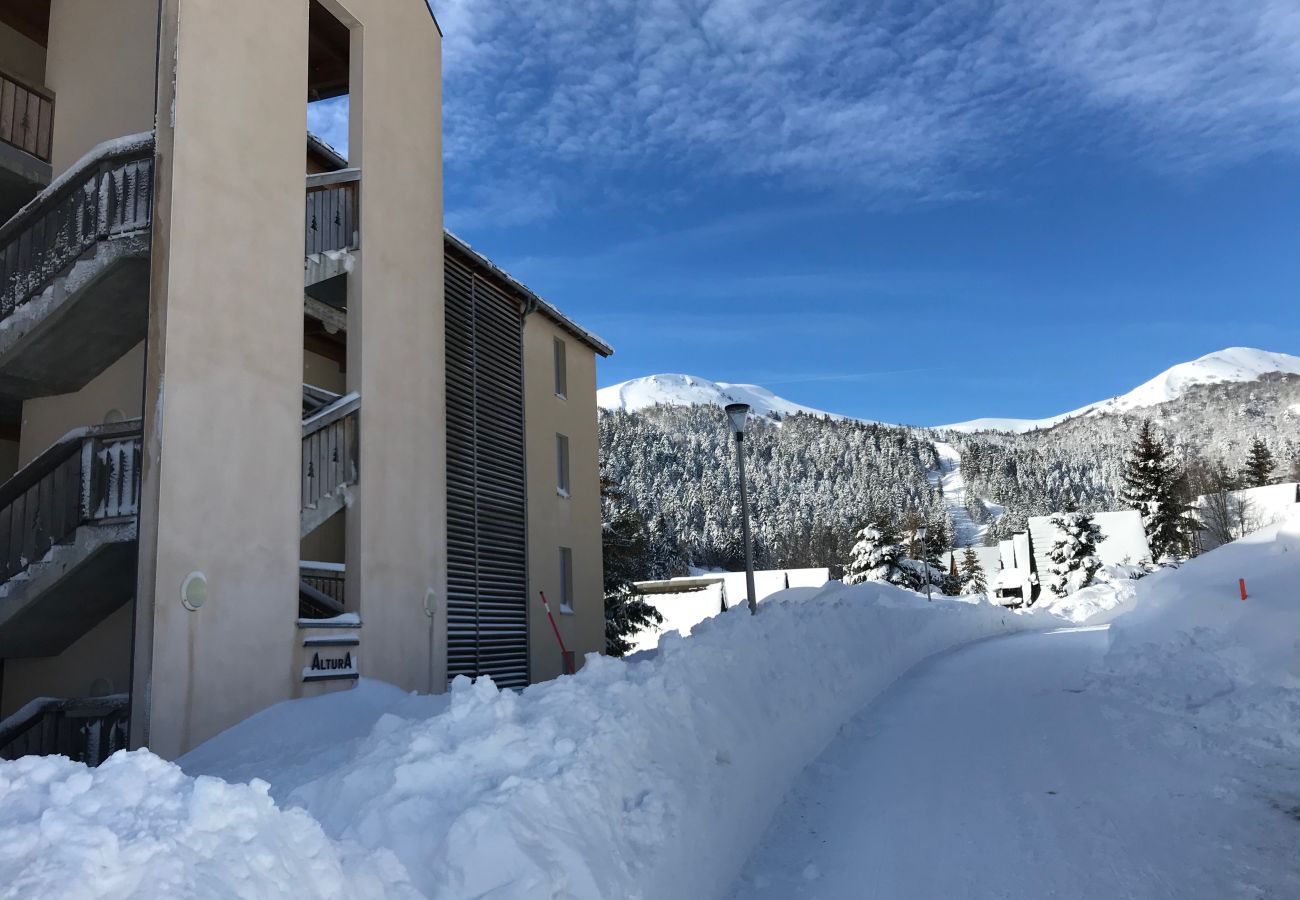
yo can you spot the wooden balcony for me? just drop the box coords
[0,68,54,222]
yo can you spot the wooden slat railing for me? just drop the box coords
[0,420,142,582]
[305,168,359,256]
[0,694,128,764]
[0,70,54,163]
[302,392,359,515]
[0,133,154,322]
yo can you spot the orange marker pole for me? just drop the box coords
[1239,579,1248,601]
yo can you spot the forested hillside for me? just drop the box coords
[600,373,1300,572]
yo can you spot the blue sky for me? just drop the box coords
[311,0,1300,426]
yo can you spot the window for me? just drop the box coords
[559,546,574,613]
[553,338,568,399]
[556,433,570,496]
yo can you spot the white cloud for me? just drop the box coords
[432,0,1300,208]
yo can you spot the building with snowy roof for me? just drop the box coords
[0,1,610,763]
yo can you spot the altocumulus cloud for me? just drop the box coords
[429,0,1300,216]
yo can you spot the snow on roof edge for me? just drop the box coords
[444,230,614,358]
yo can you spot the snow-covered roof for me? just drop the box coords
[1027,510,1152,575]
[444,230,613,358]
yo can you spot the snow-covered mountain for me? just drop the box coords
[599,349,1300,434]
[597,374,847,420]
[941,348,1300,433]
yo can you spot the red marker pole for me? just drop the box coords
[1239,579,1248,602]
[539,591,573,674]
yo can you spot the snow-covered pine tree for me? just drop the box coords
[1241,438,1276,488]
[1046,510,1102,597]
[843,522,910,587]
[1119,420,1193,561]
[959,547,987,595]
[601,476,663,656]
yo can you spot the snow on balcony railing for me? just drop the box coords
[0,133,155,322]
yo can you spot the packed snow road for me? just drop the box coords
[730,626,1299,900]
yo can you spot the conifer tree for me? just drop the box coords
[1241,438,1276,488]
[601,476,662,656]
[1120,420,1193,561]
[1046,510,1102,597]
[959,547,987,596]
[843,522,909,587]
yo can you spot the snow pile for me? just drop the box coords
[0,751,415,899]
[280,584,1049,899]
[1,582,1056,899]
[1033,576,1138,625]
[1099,508,1300,749]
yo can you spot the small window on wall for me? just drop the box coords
[554,338,568,399]
[556,433,570,497]
[559,546,574,613]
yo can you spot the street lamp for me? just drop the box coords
[916,525,933,602]
[724,402,758,615]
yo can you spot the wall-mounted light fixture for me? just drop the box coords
[181,571,207,611]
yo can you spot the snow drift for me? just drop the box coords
[1099,507,1300,749]
[0,584,1051,899]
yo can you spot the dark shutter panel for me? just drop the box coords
[445,256,530,688]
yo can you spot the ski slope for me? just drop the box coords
[730,625,1299,899]
[930,441,1000,547]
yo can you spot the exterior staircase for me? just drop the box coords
[0,135,363,759]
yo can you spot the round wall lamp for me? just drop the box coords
[181,571,208,611]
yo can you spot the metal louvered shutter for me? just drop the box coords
[445,256,529,688]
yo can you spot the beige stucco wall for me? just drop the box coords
[338,0,445,693]
[524,317,605,682]
[45,0,156,174]
[304,347,346,394]
[132,0,309,759]
[1,601,132,719]
[0,22,47,86]
[18,341,144,466]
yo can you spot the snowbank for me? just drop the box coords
[1099,508,1300,749]
[0,751,415,899]
[279,584,1051,899]
[0,583,1055,899]
[1031,566,1142,625]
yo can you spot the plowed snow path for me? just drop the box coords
[730,627,1299,900]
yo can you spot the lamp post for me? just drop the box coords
[724,402,758,615]
[916,524,933,602]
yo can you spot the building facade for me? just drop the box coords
[0,0,608,763]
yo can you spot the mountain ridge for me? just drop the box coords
[598,348,1300,433]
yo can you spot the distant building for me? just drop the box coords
[973,510,1151,605]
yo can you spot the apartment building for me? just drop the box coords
[0,0,609,763]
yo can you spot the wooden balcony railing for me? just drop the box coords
[0,420,142,582]
[302,391,359,515]
[0,70,54,163]
[305,168,359,256]
[0,133,154,323]
[0,694,128,764]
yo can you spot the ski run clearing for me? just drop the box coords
[4,514,1300,898]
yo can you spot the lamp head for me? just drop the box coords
[724,403,751,436]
